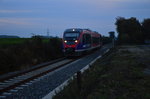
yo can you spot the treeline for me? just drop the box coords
[0,37,63,75]
[101,36,112,44]
[115,17,150,44]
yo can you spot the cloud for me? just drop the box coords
[0,19,28,25]
[0,10,33,13]
[0,18,41,25]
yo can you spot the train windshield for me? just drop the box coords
[64,32,80,40]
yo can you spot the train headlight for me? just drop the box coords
[64,40,67,43]
[75,40,78,43]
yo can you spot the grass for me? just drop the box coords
[0,38,49,45]
[53,45,150,99]
[0,38,28,45]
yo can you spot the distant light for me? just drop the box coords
[64,40,67,43]
[75,40,78,43]
[73,29,75,31]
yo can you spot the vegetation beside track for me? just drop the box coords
[0,38,50,45]
[53,45,150,99]
[0,37,63,75]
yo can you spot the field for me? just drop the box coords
[0,38,49,45]
[53,45,150,99]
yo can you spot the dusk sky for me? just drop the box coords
[0,0,150,37]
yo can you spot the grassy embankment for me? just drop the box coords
[0,37,63,75]
[53,45,150,99]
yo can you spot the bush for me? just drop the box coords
[0,37,63,75]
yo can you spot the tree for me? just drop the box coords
[115,17,144,44]
[115,17,127,44]
[142,18,150,40]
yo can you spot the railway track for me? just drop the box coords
[0,58,75,96]
[0,44,112,98]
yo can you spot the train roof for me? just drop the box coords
[64,28,101,36]
[64,28,83,33]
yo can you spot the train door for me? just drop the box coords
[82,34,91,48]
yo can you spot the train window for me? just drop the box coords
[99,36,102,42]
[64,32,80,40]
[64,33,79,37]
[82,34,91,44]
[82,34,86,44]
[86,34,91,44]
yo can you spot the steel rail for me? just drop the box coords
[0,58,75,94]
[0,57,66,82]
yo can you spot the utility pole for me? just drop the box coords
[47,28,49,38]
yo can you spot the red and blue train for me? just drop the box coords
[62,28,102,56]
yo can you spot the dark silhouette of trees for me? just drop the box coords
[101,36,111,44]
[142,18,150,40]
[115,17,144,44]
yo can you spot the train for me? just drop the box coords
[62,28,102,56]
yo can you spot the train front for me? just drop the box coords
[62,29,81,56]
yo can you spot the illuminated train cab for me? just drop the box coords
[62,28,102,56]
